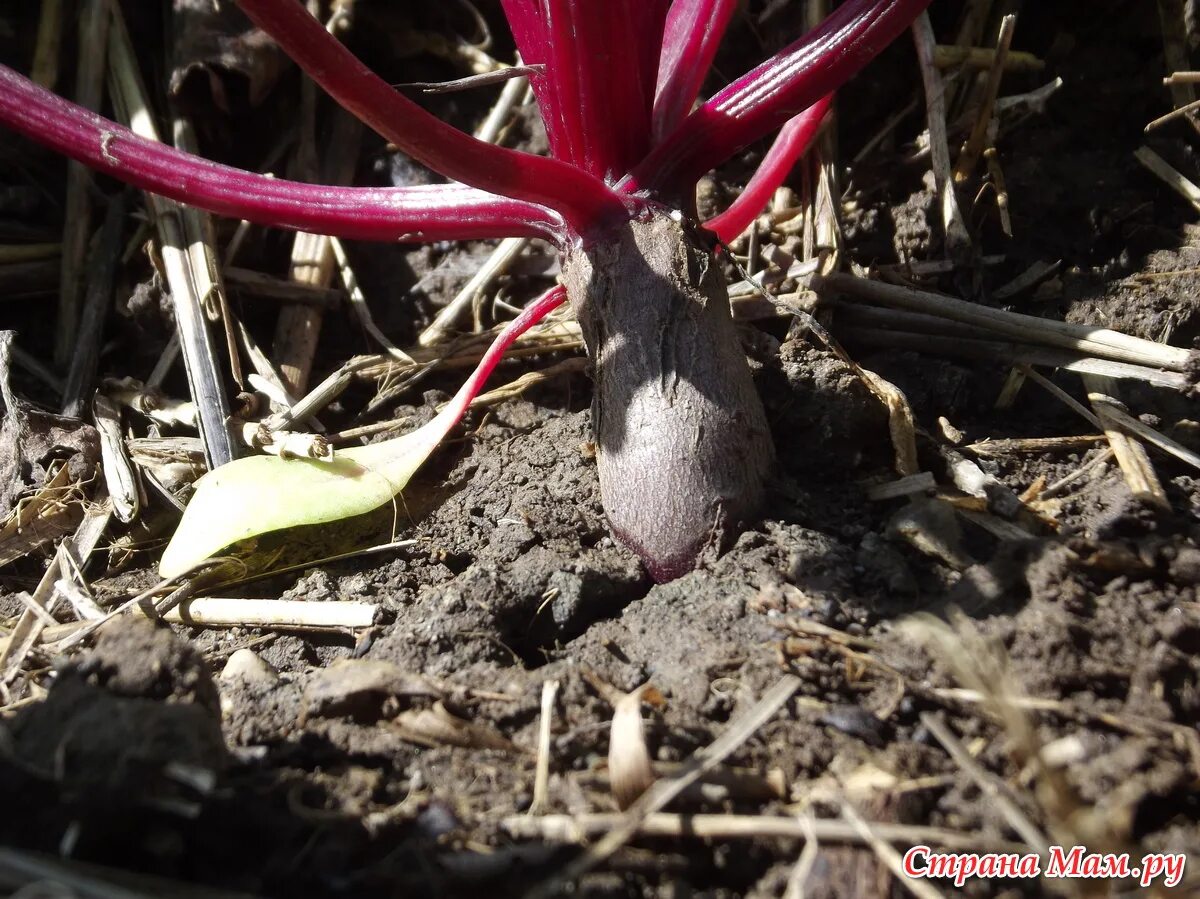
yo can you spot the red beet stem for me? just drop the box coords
[0,66,566,245]
[704,94,832,245]
[626,0,931,195]
[237,0,628,233]
[652,0,738,144]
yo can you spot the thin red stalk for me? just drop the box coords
[237,0,626,233]
[652,0,737,143]
[703,95,832,245]
[499,0,667,180]
[0,65,565,244]
[498,0,573,161]
[440,285,568,423]
[627,0,931,196]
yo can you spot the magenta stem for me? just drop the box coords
[499,0,668,181]
[237,0,627,234]
[627,0,931,196]
[440,285,568,422]
[652,0,737,144]
[0,65,566,244]
[703,95,832,245]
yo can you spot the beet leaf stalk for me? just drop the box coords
[0,0,930,581]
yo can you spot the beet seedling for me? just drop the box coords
[0,0,930,581]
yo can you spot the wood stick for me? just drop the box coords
[419,237,529,346]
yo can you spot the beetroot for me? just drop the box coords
[0,0,931,580]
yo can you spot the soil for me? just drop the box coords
[1,1,1199,897]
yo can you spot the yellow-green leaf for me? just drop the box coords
[159,413,449,579]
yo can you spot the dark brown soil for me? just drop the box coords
[2,1,1199,897]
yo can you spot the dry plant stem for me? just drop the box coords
[474,69,529,142]
[919,713,1049,852]
[505,812,1026,854]
[840,325,1190,390]
[61,195,125,418]
[1084,375,1170,509]
[1093,402,1200,472]
[839,800,945,899]
[275,94,363,395]
[1134,146,1200,215]
[526,675,800,899]
[563,210,774,581]
[31,0,64,88]
[329,237,413,364]
[0,495,111,689]
[107,9,239,468]
[419,237,530,346]
[175,117,244,391]
[529,678,559,816]
[92,393,139,523]
[56,0,110,367]
[931,45,1042,72]
[1157,0,1200,127]
[953,14,1015,183]
[150,597,376,630]
[911,13,972,262]
[821,272,1195,372]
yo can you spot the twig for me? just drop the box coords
[274,106,362,395]
[529,679,559,816]
[330,237,414,364]
[475,68,531,143]
[0,492,111,688]
[419,237,530,346]
[919,713,1049,852]
[1135,146,1200,216]
[503,812,1027,854]
[61,194,126,418]
[56,0,110,366]
[30,0,64,89]
[965,435,1104,457]
[954,14,1016,183]
[1145,95,1200,131]
[911,13,972,261]
[1084,375,1169,509]
[91,393,139,523]
[1089,398,1200,473]
[839,800,944,899]
[156,597,377,630]
[820,272,1195,372]
[1041,447,1115,498]
[783,814,820,899]
[932,45,1043,72]
[525,676,800,898]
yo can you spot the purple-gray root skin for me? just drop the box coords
[563,207,774,582]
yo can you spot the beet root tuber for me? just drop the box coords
[563,207,775,581]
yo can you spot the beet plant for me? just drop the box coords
[0,0,930,581]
